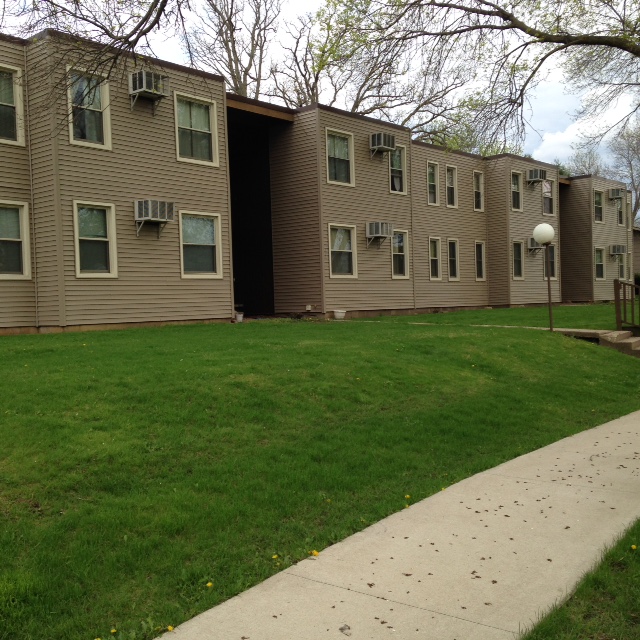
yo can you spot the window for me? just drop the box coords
[512,241,524,279]
[68,71,111,148]
[475,242,485,280]
[0,65,24,146]
[617,199,624,226]
[326,130,354,185]
[473,171,484,211]
[427,162,439,205]
[594,191,603,222]
[0,202,30,279]
[511,172,522,210]
[180,212,221,277]
[542,180,554,215]
[392,230,408,278]
[446,166,457,207]
[619,254,626,279]
[543,244,556,279]
[73,202,117,278]
[595,248,605,280]
[429,237,441,280]
[390,146,406,194]
[329,225,356,277]
[448,239,459,281]
[175,94,217,165]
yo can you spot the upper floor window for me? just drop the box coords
[176,94,217,165]
[329,224,357,277]
[594,191,603,222]
[327,131,354,185]
[511,172,522,210]
[427,162,438,204]
[473,171,484,211]
[446,166,457,207]
[542,180,554,215]
[0,65,24,146]
[390,146,406,194]
[180,212,222,277]
[69,71,111,148]
[73,202,118,278]
[0,202,31,279]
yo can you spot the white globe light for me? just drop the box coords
[533,223,555,245]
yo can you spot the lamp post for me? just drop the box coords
[533,223,555,332]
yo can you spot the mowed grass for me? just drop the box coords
[1,316,640,639]
[523,519,640,639]
[367,301,619,330]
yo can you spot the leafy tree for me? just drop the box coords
[608,117,640,220]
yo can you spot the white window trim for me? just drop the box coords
[174,92,219,167]
[475,241,486,281]
[67,67,112,151]
[594,247,606,280]
[473,171,484,212]
[326,128,355,187]
[0,64,25,147]
[447,238,460,282]
[542,243,558,281]
[512,241,525,280]
[328,223,358,278]
[445,165,458,209]
[542,179,555,216]
[391,229,410,279]
[594,190,605,224]
[427,161,439,206]
[511,172,523,212]
[389,145,408,195]
[617,199,625,227]
[179,210,223,279]
[0,200,31,280]
[429,236,442,281]
[73,200,118,279]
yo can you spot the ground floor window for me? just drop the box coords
[0,202,30,279]
[329,224,356,277]
[513,241,523,279]
[392,230,408,277]
[429,237,441,279]
[543,244,556,279]
[475,242,485,280]
[448,239,459,280]
[180,211,221,277]
[595,248,605,280]
[74,201,117,278]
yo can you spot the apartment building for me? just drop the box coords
[0,29,633,332]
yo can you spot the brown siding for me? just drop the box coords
[319,109,414,312]
[411,144,488,308]
[269,111,323,313]
[0,38,35,327]
[35,37,233,327]
[559,178,593,302]
[505,158,561,305]
[634,229,640,278]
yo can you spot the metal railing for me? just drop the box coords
[614,279,640,331]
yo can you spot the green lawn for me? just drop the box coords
[1,314,639,640]
[522,519,640,639]
[366,301,618,330]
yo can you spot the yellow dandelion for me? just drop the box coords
[206,581,213,587]
[632,545,637,550]
[312,550,319,556]
[111,630,117,634]
[404,504,409,508]
[405,495,411,500]
[272,554,278,559]
[168,626,174,632]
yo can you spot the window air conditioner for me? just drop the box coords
[609,244,626,255]
[609,188,623,199]
[370,133,396,153]
[527,169,547,182]
[134,200,175,237]
[129,70,169,98]
[366,222,393,238]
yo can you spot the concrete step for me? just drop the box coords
[600,330,633,344]
[615,337,640,356]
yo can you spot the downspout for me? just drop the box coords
[23,44,39,328]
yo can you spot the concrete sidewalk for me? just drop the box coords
[166,411,640,640]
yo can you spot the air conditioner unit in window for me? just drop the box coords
[609,188,623,199]
[134,199,175,237]
[527,168,547,183]
[366,221,393,247]
[609,244,626,255]
[528,237,543,252]
[370,133,396,156]
[129,70,170,113]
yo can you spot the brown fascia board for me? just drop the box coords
[226,92,296,116]
[298,103,410,132]
[484,152,558,169]
[23,28,224,83]
[411,139,482,160]
[568,174,627,187]
[0,32,29,45]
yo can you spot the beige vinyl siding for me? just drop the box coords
[39,37,233,326]
[270,110,323,313]
[483,157,510,306]
[505,158,561,305]
[411,143,488,308]
[0,38,35,327]
[319,108,414,312]
[559,178,594,302]
[591,176,629,301]
[633,229,640,277]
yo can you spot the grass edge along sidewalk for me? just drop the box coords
[0,315,639,639]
